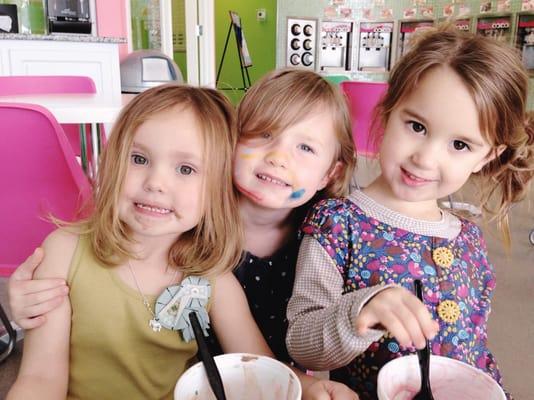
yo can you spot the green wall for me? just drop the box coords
[215,0,277,104]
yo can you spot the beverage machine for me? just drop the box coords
[453,18,472,32]
[317,20,354,73]
[46,0,92,34]
[475,14,512,42]
[286,17,317,70]
[357,21,393,72]
[397,20,434,59]
[515,13,534,74]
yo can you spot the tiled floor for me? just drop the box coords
[0,158,532,399]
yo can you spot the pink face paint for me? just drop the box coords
[235,182,263,202]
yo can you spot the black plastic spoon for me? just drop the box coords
[189,311,227,400]
[413,280,435,400]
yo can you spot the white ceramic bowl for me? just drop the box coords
[377,354,506,400]
[174,353,301,400]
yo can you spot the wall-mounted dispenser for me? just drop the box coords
[318,20,353,73]
[397,20,433,60]
[515,13,534,73]
[357,21,393,72]
[475,15,512,43]
[286,17,317,70]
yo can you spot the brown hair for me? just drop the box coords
[237,67,356,199]
[374,24,534,243]
[77,84,243,276]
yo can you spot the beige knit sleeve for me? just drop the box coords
[286,236,391,371]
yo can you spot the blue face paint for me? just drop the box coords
[290,189,305,200]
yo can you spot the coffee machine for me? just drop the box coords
[46,0,91,34]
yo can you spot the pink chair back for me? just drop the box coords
[0,75,96,96]
[0,103,93,277]
[341,81,388,158]
[0,75,101,158]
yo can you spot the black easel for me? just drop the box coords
[216,11,252,92]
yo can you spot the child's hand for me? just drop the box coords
[302,379,359,400]
[354,286,439,349]
[8,248,69,329]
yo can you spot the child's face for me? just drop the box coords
[118,107,205,241]
[378,65,494,205]
[233,107,339,210]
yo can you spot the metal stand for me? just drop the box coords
[0,303,16,364]
[216,21,252,92]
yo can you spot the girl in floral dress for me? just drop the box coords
[286,25,534,400]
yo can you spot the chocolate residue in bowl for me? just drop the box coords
[241,355,259,362]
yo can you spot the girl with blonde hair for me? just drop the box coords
[8,84,272,400]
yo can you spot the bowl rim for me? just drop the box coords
[174,352,302,398]
[377,354,506,399]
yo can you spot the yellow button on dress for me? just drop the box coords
[432,246,454,269]
[437,300,461,324]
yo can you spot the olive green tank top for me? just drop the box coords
[67,235,204,400]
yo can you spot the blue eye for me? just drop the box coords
[177,165,195,175]
[409,121,426,134]
[453,140,470,151]
[261,132,272,140]
[131,154,147,165]
[299,143,314,153]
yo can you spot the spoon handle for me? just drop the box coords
[189,311,227,400]
[414,280,435,400]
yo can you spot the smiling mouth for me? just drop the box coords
[134,202,173,215]
[256,173,291,187]
[401,168,435,183]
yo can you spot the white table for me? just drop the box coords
[0,93,123,179]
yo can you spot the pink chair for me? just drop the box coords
[0,75,96,96]
[0,103,93,277]
[0,75,103,172]
[340,81,388,158]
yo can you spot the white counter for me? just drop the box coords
[0,35,124,109]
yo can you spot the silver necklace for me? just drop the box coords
[127,260,179,332]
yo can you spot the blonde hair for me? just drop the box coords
[237,67,356,199]
[374,24,534,243]
[77,84,243,276]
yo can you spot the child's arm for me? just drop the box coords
[286,236,436,371]
[209,272,274,356]
[7,230,77,400]
[286,236,388,371]
[8,248,69,329]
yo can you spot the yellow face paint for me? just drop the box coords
[239,148,259,159]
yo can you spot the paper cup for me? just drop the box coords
[377,354,506,400]
[174,353,301,400]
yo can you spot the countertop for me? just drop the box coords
[0,33,126,43]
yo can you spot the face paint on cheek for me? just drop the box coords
[235,182,264,202]
[289,188,305,200]
[238,148,258,159]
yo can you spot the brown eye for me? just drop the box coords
[131,154,147,165]
[453,140,469,151]
[411,121,425,133]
